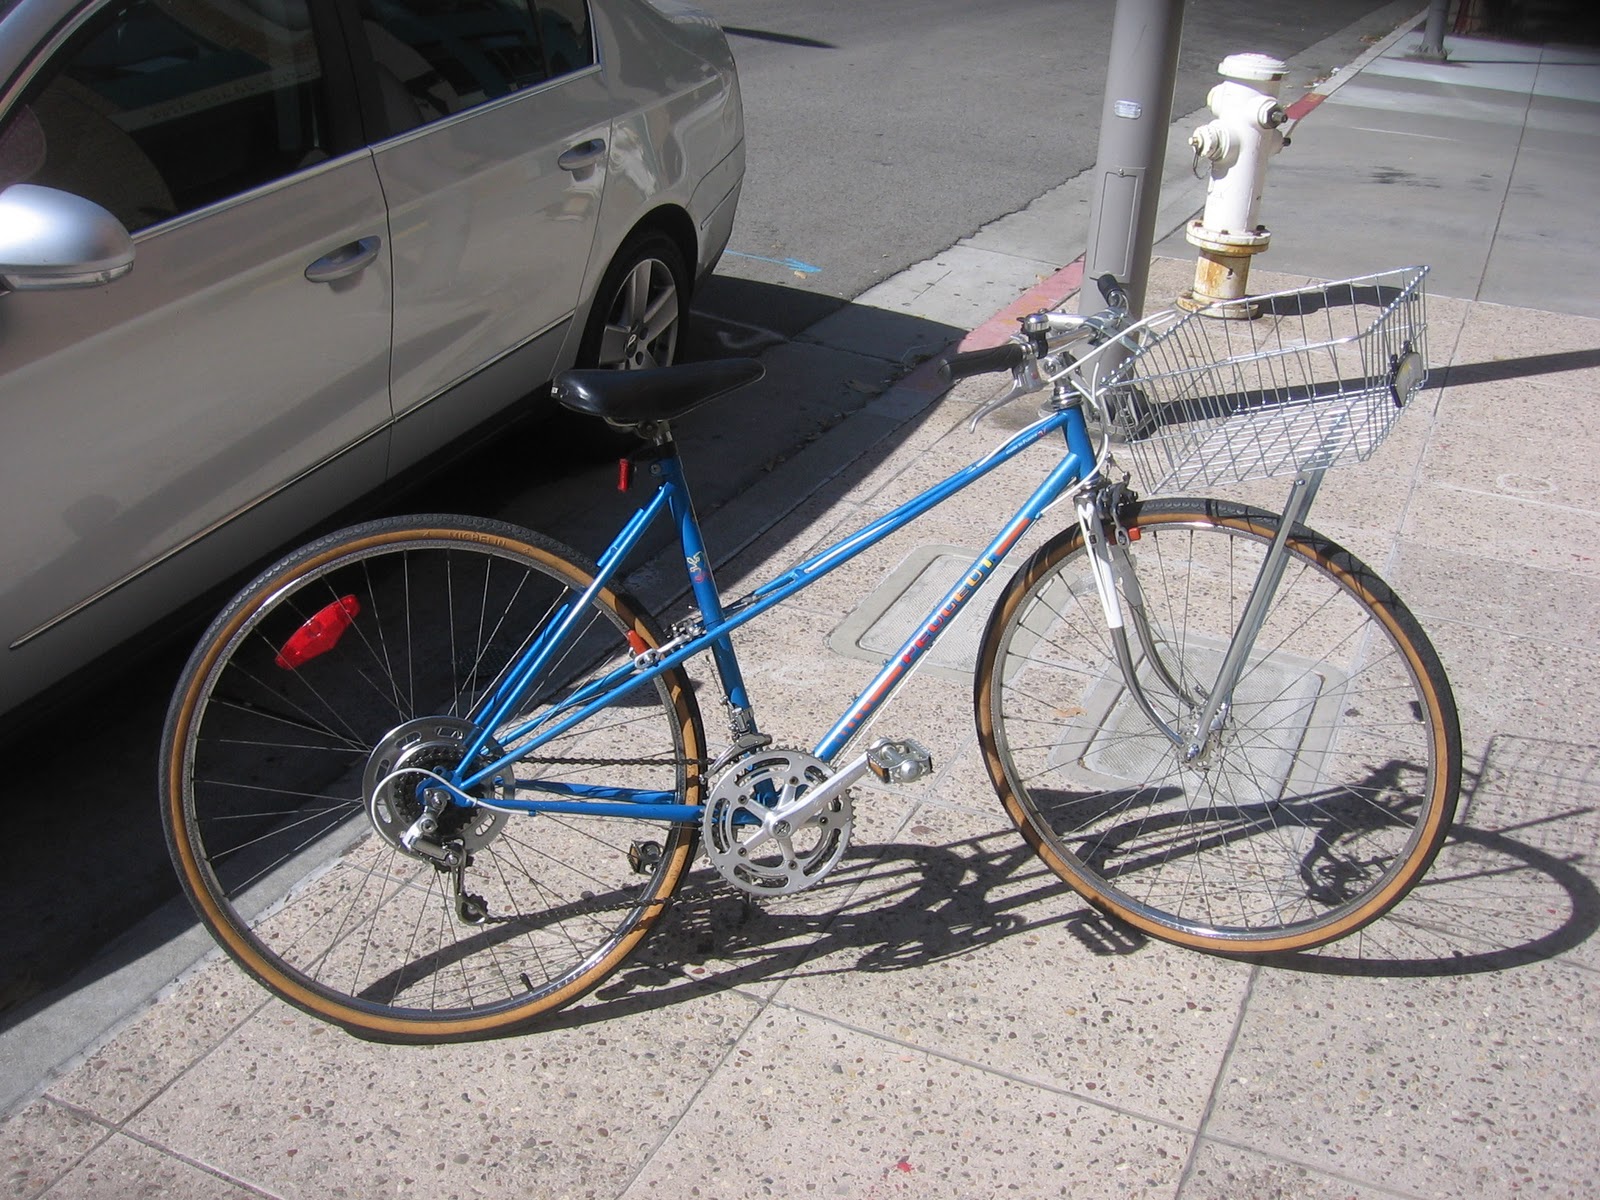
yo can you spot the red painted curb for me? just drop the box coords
[894,255,1090,398]
[959,255,1088,352]
[1283,92,1327,122]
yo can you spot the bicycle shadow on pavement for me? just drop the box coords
[1258,734,1600,977]
[542,733,1600,1031]
[520,827,1127,1033]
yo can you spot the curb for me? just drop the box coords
[1284,5,1426,126]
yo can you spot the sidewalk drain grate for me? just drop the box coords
[827,545,999,682]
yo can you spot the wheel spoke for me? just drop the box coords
[979,497,1458,952]
[164,518,703,1040]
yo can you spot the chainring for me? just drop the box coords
[703,746,853,896]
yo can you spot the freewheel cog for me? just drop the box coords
[703,747,852,896]
[364,716,511,857]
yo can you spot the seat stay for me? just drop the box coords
[457,485,675,775]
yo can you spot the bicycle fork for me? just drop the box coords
[1078,468,1326,761]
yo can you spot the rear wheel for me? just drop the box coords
[975,496,1460,953]
[161,515,704,1041]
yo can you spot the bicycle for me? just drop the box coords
[160,266,1460,1042]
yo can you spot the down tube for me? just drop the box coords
[814,446,1088,762]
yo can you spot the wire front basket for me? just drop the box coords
[1101,266,1429,493]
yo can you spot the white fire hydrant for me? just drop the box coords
[1179,53,1289,317]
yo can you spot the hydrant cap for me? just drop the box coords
[1218,53,1288,83]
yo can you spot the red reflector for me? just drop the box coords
[624,630,649,657]
[275,595,361,669]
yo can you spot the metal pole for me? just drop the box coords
[1077,0,1185,321]
[1416,0,1450,60]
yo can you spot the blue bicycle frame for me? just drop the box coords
[441,395,1101,823]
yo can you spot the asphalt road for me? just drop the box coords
[699,0,1416,308]
[0,0,1415,1034]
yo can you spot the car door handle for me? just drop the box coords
[305,236,382,284]
[557,138,607,172]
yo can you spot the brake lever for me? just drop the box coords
[967,374,1030,430]
[967,350,1071,430]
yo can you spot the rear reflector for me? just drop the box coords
[275,595,362,669]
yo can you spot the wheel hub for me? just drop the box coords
[364,717,511,858]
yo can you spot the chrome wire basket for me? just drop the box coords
[1101,266,1429,493]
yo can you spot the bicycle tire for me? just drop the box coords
[161,515,705,1041]
[975,495,1460,953]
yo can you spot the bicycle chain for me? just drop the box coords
[476,872,732,922]
[517,753,715,770]
[470,752,726,922]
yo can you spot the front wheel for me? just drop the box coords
[975,496,1460,953]
[161,516,705,1041]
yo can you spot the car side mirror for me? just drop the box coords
[0,183,135,292]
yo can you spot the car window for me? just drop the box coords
[359,0,594,134]
[0,0,330,234]
[536,0,593,76]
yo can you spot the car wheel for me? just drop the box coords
[577,231,690,372]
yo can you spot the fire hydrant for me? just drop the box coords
[1179,53,1289,317]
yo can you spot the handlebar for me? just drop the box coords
[937,343,1025,383]
[931,274,1170,478]
[936,275,1134,384]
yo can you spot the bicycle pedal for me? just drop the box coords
[628,840,664,875]
[865,737,933,785]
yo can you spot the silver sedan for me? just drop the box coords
[0,0,744,716]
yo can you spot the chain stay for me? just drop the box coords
[456,748,718,922]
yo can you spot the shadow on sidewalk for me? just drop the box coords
[1436,346,1600,387]
[526,754,1600,1037]
[1264,734,1600,977]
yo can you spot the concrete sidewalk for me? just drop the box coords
[6,14,1600,1200]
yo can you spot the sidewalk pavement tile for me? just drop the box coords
[767,797,1253,1130]
[616,1005,1192,1200]
[1205,960,1600,1198]
[119,985,764,1200]
[46,957,266,1127]
[35,1134,267,1200]
[4,1100,107,1200]
[1180,1141,1400,1200]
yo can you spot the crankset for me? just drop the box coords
[702,746,853,896]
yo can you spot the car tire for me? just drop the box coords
[576,230,691,373]
[560,231,692,456]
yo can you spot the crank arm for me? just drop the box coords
[735,750,873,855]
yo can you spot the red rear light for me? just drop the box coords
[275,595,362,669]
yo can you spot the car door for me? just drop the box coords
[347,0,613,472]
[0,0,393,709]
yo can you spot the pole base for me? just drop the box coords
[1177,288,1258,319]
